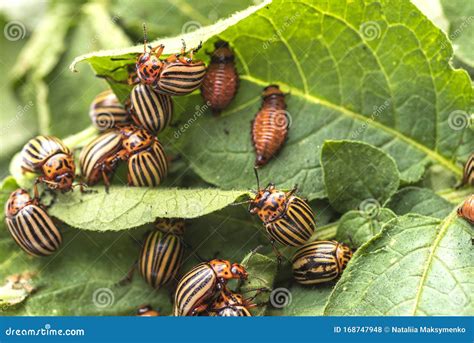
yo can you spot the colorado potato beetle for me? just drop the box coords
[90,89,131,131]
[292,240,353,285]
[457,194,474,224]
[122,126,168,187]
[243,169,315,252]
[173,259,248,316]
[208,287,257,317]
[79,131,123,186]
[136,305,160,316]
[135,26,206,95]
[251,85,289,167]
[21,135,76,193]
[138,219,185,288]
[83,125,168,189]
[129,84,173,134]
[152,40,206,96]
[200,40,239,114]
[4,189,62,257]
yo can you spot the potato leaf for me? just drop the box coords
[48,187,249,231]
[386,186,455,219]
[321,140,400,213]
[73,0,472,200]
[335,208,397,248]
[324,212,474,315]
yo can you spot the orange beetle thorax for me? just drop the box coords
[121,126,154,154]
[42,153,75,191]
[155,218,185,236]
[249,186,287,223]
[136,53,164,84]
[5,189,33,217]
[209,259,248,280]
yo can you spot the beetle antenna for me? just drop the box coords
[142,23,148,52]
[253,167,260,190]
[231,199,252,206]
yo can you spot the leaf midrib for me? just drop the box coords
[239,74,462,176]
[411,209,459,315]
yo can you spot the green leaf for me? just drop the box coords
[324,212,474,315]
[70,0,271,70]
[170,0,471,199]
[1,227,170,316]
[321,140,400,213]
[0,176,168,315]
[335,208,396,248]
[240,252,277,316]
[73,0,472,200]
[386,186,455,219]
[276,284,334,316]
[48,187,249,231]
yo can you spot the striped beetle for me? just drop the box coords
[79,125,168,189]
[79,131,123,187]
[90,89,131,131]
[457,194,473,224]
[4,189,62,257]
[292,240,353,285]
[237,169,315,262]
[173,259,248,316]
[122,125,168,187]
[136,26,206,96]
[138,219,185,288]
[128,84,173,134]
[21,135,77,193]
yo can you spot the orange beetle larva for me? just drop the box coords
[457,194,474,224]
[200,40,239,115]
[251,85,289,167]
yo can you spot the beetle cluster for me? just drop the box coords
[80,31,208,190]
[4,27,473,318]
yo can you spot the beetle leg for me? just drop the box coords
[117,261,137,286]
[190,303,209,316]
[33,179,41,199]
[150,44,165,58]
[285,184,298,198]
[164,54,179,63]
[269,238,283,267]
[180,39,186,55]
